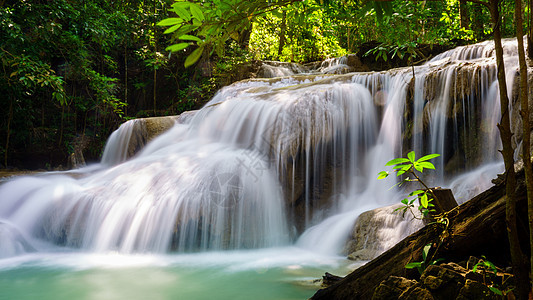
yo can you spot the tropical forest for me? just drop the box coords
[2,0,533,299]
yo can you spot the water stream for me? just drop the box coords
[0,39,520,298]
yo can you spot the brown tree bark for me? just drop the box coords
[528,0,533,59]
[515,0,533,293]
[471,3,484,41]
[460,0,469,30]
[278,10,287,57]
[489,0,529,297]
[4,99,12,167]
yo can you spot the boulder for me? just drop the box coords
[372,276,418,300]
[344,204,424,261]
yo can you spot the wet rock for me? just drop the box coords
[456,279,500,300]
[125,111,197,158]
[372,276,418,300]
[344,204,423,261]
[399,285,435,300]
[420,264,466,300]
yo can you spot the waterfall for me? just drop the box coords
[0,39,521,259]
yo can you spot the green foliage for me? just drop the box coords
[159,0,348,65]
[471,257,514,296]
[249,2,347,62]
[405,243,445,275]
[378,151,440,219]
[0,0,196,167]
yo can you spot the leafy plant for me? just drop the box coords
[472,257,514,296]
[405,243,444,274]
[378,151,440,219]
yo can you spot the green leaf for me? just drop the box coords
[157,18,183,26]
[385,158,410,166]
[164,24,182,34]
[430,258,445,265]
[420,194,429,208]
[405,262,422,269]
[179,34,202,42]
[377,171,389,180]
[409,190,424,196]
[401,198,408,205]
[174,6,191,21]
[184,47,203,68]
[489,287,503,296]
[173,24,198,37]
[407,151,415,162]
[189,3,205,22]
[418,153,440,162]
[393,164,410,169]
[166,43,189,52]
[416,162,436,170]
[422,243,431,261]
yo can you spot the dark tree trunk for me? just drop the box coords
[515,0,533,293]
[472,3,484,41]
[529,0,533,59]
[489,0,529,298]
[4,99,13,167]
[278,10,287,57]
[460,0,469,29]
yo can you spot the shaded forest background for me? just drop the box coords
[0,0,521,169]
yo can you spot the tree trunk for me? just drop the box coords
[515,0,533,293]
[278,10,287,57]
[489,0,529,298]
[460,0,469,30]
[4,99,13,167]
[124,45,128,116]
[472,3,484,41]
[529,0,533,59]
[153,68,157,116]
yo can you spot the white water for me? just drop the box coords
[0,39,521,298]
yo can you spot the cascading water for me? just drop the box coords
[0,39,521,299]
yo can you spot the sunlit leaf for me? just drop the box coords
[385,158,410,166]
[417,162,435,170]
[405,262,422,269]
[393,164,410,169]
[377,171,389,180]
[422,243,431,261]
[407,151,415,162]
[174,6,191,21]
[190,3,205,22]
[420,194,428,208]
[418,153,440,162]
[179,34,202,42]
[184,46,203,68]
[166,43,189,52]
[157,18,183,26]
[164,24,182,34]
[409,190,424,196]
